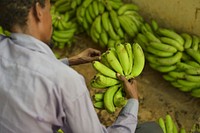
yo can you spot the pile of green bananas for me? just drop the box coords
[76,0,144,48]
[158,114,187,133]
[50,0,83,49]
[90,42,145,113]
[134,20,200,98]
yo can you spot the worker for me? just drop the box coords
[0,0,163,133]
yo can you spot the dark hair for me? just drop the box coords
[0,0,46,31]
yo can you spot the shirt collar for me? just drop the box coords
[10,33,55,58]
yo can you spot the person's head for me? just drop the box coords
[0,0,53,44]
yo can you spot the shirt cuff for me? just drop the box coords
[120,99,139,116]
[60,58,69,65]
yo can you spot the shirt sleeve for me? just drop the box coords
[60,58,69,65]
[107,99,139,133]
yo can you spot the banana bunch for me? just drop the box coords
[134,20,200,98]
[76,0,144,48]
[93,84,127,113]
[51,5,79,49]
[90,42,145,113]
[157,114,187,133]
[51,0,82,13]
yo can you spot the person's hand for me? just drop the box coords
[117,73,138,100]
[68,48,101,66]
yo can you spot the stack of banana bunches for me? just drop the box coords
[91,42,145,113]
[50,0,144,49]
[157,114,187,133]
[134,20,200,98]
[50,0,83,49]
[76,0,144,48]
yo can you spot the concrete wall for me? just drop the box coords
[131,0,200,36]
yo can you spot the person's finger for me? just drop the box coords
[88,48,101,56]
[116,73,128,83]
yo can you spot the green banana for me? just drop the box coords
[118,15,138,37]
[171,81,183,88]
[90,79,106,89]
[117,3,139,15]
[115,43,130,75]
[160,37,184,51]
[104,84,120,113]
[190,88,200,98]
[100,52,112,68]
[107,0,123,10]
[102,12,110,31]
[135,33,149,51]
[93,15,102,34]
[82,0,92,8]
[146,46,174,57]
[151,19,159,32]
[152,64,177,73]
[163,74,176,82]
[92,0,99,16]
[158,28,184,45]
[131,43,145,77]
[94,93,104,102]
[181,52,192,61]
[180,128,186,133]
[149,42,177,53]
[176,62,194,71]
[100,29,109,45]
[185,67,200,75]
[124,43,133,74]
[191,35,199,51]
[109,9,120,31]
[56,2,71,13]
[168,71,186,79]
[116,26,124,38]
[94,101,104,109]
[107,39,117,48]
[156,52,182,66]
[178,86,193,92]
[95,73,120,88]
[105,49,124,75]
[53,28,76,39]
[165,114,174,133]
[177,79,200,88]
[144,31,161,43]
[70,0,77,9]
[185,60,200,67]
[186,48,200,64]
[158,117,167,133]
[107,20,120,40]
[181,33,192,49]
[92,61,117,79]
[113,87,127,107]
[145,53,160,65]
[85,8,93,24]
[185,75,200,82]
[52,35,69,43]
[88,3,96,19]
[173,121,178,133]
[125,14,143,29]
[98,1,105,14]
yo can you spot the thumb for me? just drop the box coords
[116,73,128,83]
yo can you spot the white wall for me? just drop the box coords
[131,0,200,36]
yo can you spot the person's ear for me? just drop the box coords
[34,2,44,22]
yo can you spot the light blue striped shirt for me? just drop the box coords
[0,33,139,133]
